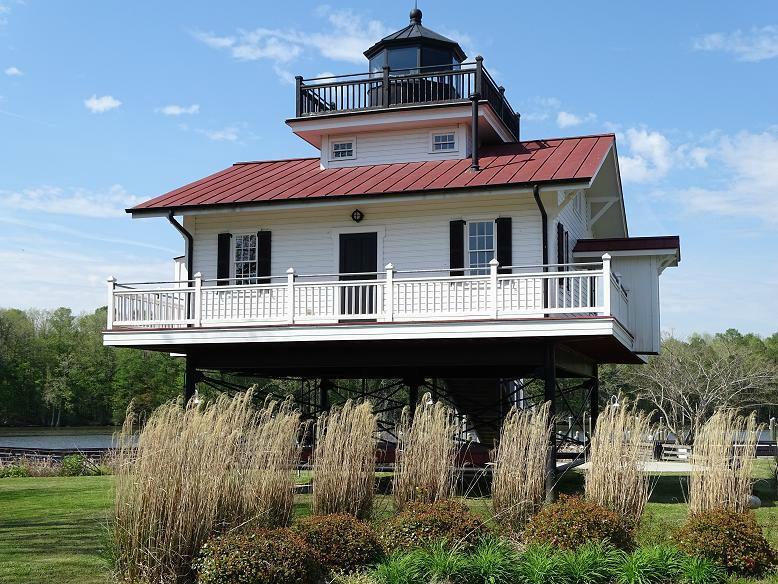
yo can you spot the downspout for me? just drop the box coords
[533,184,549,313]
[532,185,548,267]
[167,210,193,279]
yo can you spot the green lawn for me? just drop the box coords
[0,476,113,584]
[1,462,777,583]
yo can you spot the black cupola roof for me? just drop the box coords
[363,8,467,63]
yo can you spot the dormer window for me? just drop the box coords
[431,131,456,152]
[331,138,356,160]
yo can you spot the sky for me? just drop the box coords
[0,1,777,337]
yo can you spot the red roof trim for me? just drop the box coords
[130,134,616,213]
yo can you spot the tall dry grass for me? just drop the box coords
[113,390,302,583]
[491,402,552,531]
[585,397,653,525]
[312,399,378,519]
[689,408,760,514]
[393,393,458,511]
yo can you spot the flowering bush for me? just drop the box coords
[194,528,321,584]
[379,500,489,552]
[675,508,775,577]
[295,514,383,574]
[524,495,635,551]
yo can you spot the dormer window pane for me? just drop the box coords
[331,138,356,160]
[433,132,456,151]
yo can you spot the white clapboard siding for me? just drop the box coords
[609,255,662,354]
[322,124,470,168]
[189,190,542,281]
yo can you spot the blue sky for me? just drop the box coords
[1,1,776,336]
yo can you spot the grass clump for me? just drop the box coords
[295,513,383,575]
[312,400,377,519]
[689,408,760,514]
[491,402,552,532]
[466,537,522,584]
[677,556,726,584]
[675,508,775,577]
[557,541,622,584]
[194,528,321,584]
[113,390,302,583]
[393,393,457,511]
[586,396,652,526]
[617,545,682,584]
[525,495,635,551]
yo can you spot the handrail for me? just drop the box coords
[295,60,519,139]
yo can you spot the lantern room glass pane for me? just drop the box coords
[369,50,386,74]
[387,47,418,72]
[421,46,454,70]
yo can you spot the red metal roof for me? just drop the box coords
[130,134,615,213]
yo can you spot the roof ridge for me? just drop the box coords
[519,132,616,143]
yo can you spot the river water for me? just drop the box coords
[0,427,117,449]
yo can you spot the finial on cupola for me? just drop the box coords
[410,6,422,24]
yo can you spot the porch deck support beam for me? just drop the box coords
[184,354,197,404]
[544,341,557,500]
[590,364,600,433]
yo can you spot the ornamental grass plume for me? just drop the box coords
[113,389,302,583]
[490,402,552,532]
[393,393,458,511]
[585,396,653,525]
[312,399,378,519]
[689,408,760,514]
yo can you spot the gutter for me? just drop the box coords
[167,211,193,279]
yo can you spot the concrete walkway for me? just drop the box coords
[577,460,697,473]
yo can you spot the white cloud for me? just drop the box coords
[556,111,596,128]
[84,94,122,113]
[618,128,675,182]
[520,96,562,122]
[192,7,390,80]
[678,129,778,222]
[694,26,778,62]
[4,66,22,76]
[0,184,141,218]
[156,104,200,116]
[196,126,240,142]
[0,3,10,26]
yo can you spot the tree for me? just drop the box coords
[609,334,777,443]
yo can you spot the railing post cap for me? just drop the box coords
[385,262,394,270]
[295,75,303,80]
[286,267,295,274]
[107,275,117,283]
[194,272,202,278]
[489,258,500,266]
[475,55,484,62]
[602,253,612,261]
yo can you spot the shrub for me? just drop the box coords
[558,541,622,584]
[524,495,635,551]
[491,403,552,532]
[675,508,775,576]
[516,544,563,584]
[380,500,489,552]
[295,513,383,574]
[60,454,97,476]
[466,537,522,584]
[194,528,321,584]
[0,464,30,478]
[617,545,682,584]
[678,556,726,584]
[312,400,377,519]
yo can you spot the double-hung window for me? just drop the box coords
[234,234,258,285]
[467,221,495,275]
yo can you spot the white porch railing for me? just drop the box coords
[106,254,629,332]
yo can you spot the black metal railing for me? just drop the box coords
[295,58,520,140]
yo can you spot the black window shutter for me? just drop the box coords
[217,232,232,286]
[495,217,512,274]
[449,220,465,277]
[556,222,565,267]
[257,230,271,284]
